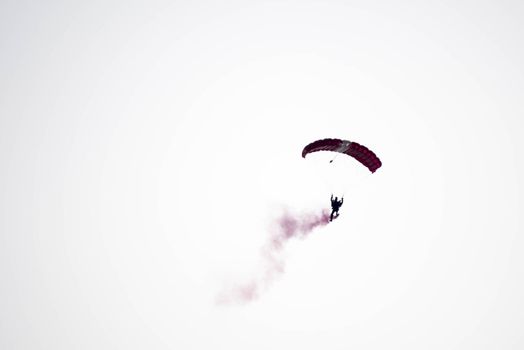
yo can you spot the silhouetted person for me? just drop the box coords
[330,194,343,221]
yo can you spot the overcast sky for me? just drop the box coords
[1,1,523,349]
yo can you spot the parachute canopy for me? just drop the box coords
[302,138,382,173]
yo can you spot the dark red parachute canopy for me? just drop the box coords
[302,138,382,173]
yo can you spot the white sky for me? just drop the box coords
[1,1,523,349]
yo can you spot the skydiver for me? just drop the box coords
[330,194,343,221]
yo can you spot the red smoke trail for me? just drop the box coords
[216,208,331,304]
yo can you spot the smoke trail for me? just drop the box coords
[216,208,332,305]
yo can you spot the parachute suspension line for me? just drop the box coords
[329,153,340,164]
